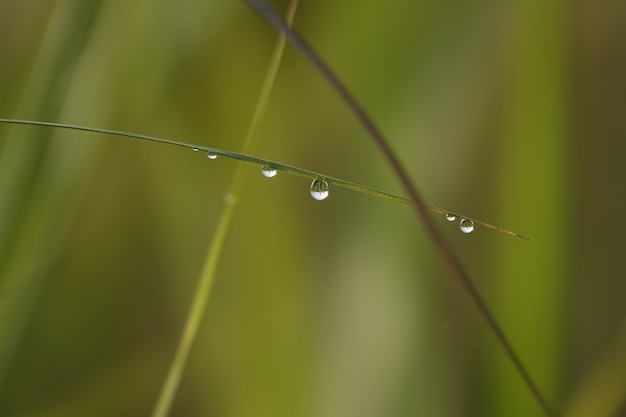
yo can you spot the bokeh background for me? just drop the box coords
[0,0,624,416]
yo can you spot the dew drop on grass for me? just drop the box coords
[310,179,329,201]
[445,213,456,221]
[459,219,475,234]
[192,147,199,151]
[207,151,217,160]
[261,166,277,178]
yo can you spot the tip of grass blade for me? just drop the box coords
[476,220,533,241]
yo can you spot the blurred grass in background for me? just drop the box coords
[0,0,625,416]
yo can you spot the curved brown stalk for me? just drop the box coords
[242,1,559,416]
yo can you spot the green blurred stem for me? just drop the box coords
[149,1,300,417]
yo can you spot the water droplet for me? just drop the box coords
[459,219,475,234]
[310,179,329,201]
[445,213,456,221]
[207,151,217,160]
[224,193,237,205]
[192,147,199,152]
[261,166,277,178]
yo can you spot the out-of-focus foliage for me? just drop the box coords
[0,0,624,416]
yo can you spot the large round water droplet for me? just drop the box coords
[207,151,217,160]
[459,219,475,234]
[261,166,277,178]
[310,179,329,201]
[445,213,456,222]
[192,147,199,152]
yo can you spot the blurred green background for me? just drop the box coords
[0,0,625,416]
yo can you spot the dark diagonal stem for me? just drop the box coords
[242,1,559,416]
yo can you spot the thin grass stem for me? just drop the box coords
[149,1,299,416]
[242,1,556,416]
[0,118,529,240]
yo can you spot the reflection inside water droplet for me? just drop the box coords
[207,151,217,160]
[310,179,329,201]
[192,147,199,152]
[459,219,475,234]
[445,214,456,221]
[261,166,277,178]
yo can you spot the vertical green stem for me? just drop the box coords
[150,2,299,417]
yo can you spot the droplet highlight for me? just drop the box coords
[445,213,456,222]
[192,147,199,152]
[207,151,217,160]
[459,219,475,234]
[310,179,329,201]
[261,166,277,178]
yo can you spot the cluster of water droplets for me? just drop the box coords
[446,213,474,234]
[194,149,479,217]
[195,147,481,231]
[194,148,479,228]
[194,147,331,201]
[259,164,329,200]
[257,159,329,201]
[259,165,329,200]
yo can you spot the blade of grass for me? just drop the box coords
[0,0,106,395]
[149,1,300,416]
[241,0,556,416]
[0,118,529,240]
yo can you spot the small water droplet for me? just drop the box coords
[224,193,236,205]
[445,213,456,221]
[261,166,277,178]
[207,151,217,160]
[310,179,329,201]
[459,219,475,234]
[192,147,199,152]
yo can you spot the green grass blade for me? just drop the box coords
[0,118,530,240]
[149,198,235,417]
[149,1,300,416]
